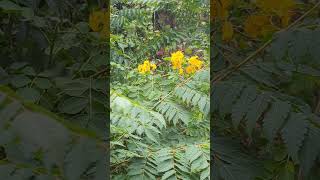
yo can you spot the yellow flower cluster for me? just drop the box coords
[244,15,275,38]
[137,60,156,74]
[137,51,203,76]
[179,68,184,75]
[169,51,203,75]
[185,56,203,74]
[256,0,295,27]
[213,0,295,41]
[170,51,184,70]
[89,10,109,37]
[243,0,295,38]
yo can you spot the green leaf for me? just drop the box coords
[263,100,291,141]
[158,160,174,173]
[278,162,295,180]
[145,128,158,143]
[0,0,21,11]
[17,87,40,102]
[34,78,52,89]
[270,31,291,61]
[57,79,88,96]
[219,84,243,116]
[10,75,31,88]
[163,57,171,61]
[245,94,269,135]
[150,111,166,128]
[21,67,36,76]
[9,62,28,70]
[299,125,320,177]
[232,86,257,128]
[161,169,176,180]
[58,97,88,114]
[64,138,99,180]
[281,112,308,162]
[200,167,210,180]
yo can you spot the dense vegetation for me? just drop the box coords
[110,0,210,179]
[212,0,320,179]
[0,0,108,179]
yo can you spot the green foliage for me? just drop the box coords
[0,0,108,179]
[111,70,210,179]
[110,1,210,179]
[0,87,106,179]
[213,1,320,179]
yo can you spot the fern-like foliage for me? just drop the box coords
[110,1,210,178]
[211,137,264,180]
[111,70,210,179]
[111,91,166,142]
[212,21,320,178]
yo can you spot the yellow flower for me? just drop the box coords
[137,60,156,74]
[180,56,204,75]
[244,15,275,38]
[256,0,295,27]
[170,51,184,70]
[189,56,203,70]
[89,10,108,32]
[138,64,146,74]
[170,51,203,75]
[179,68,184,75]
[144,60,150,66]
[151,64,157,70]
[171,51,184,61]
[185,65,196,74]
[256,0,295,17]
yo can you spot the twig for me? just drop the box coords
[90,68,109,78]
